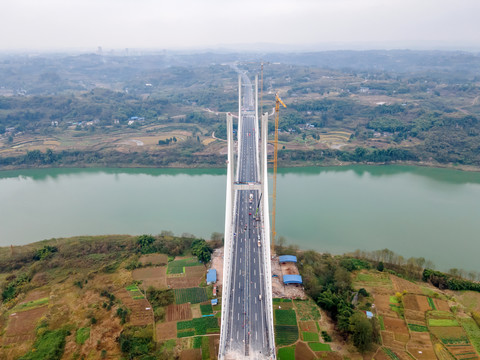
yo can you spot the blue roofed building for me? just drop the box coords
[206,269,217,284]
[283,275,303,285]
[279,255,297,263]
[211,299,218,306]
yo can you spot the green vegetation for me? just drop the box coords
[193,336,203,348]
[277,345,296,360]
[201,336,210,360]
[33,245,58,260]
[19,329,69,360]
[1,273,31,302]
[275,309,297,326]
[177,317,219,336]
[174,287,208,304]
[126,284,145,299]
[408,324,429,332]
[460,318,480,353]
[429,319,460,327]
[321,331,332,342]
[16,297,49,311]
[302,331,319,341]
[378,316,385,330]
[308,342,331,351]
[191,239,214,264]
[427,297,436,310]
[423,269,480,292]
[200,304,213,316]
[294,299,321,321]
[167,257,201,274]
[119,325,155,358]
[75,327,90,345]
[383,347,401,360]
[275,325,299,346]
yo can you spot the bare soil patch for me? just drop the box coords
[446,344,479,359]
[407,332,436,360]
[191,304,201,318]
[166,304,192,322]
[299,320,317,333]
[3,306,48,344]
[132,266,167,289]
[374,294,399,317]
[384,317,409,335]
[20,289,49,303]
[209,334,220,359]
[167,275,203,289]
[313,351,343,359]
[156,321,177,341]
[404,309,427,325]
[280,262,300,276]
[180,348,202,360]
[381,331,408,350]
[116,289,154,326]
[210,248,224,287]
[391,275,422,294]
[433,299,450,312]
[271,256,306,299]
[296,341,316,360]
[403,294,431,312]
[139,253,168,266]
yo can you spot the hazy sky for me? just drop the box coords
[1,0,480,51]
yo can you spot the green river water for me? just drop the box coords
[0,165,479,272]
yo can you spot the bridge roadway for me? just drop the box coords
[221,73,274,358]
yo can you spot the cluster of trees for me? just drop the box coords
[0,148,225,169]
[157,137,177,145]
[277,147,418,164]
[290,249,381,352]
[423,269,480,292]
[191,239,213,264]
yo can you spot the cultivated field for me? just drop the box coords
[132,266,167,288]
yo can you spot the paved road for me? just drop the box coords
[222,73,273,358]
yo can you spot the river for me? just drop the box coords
[0,166,479,272]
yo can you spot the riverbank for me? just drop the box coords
[1,148,480,173]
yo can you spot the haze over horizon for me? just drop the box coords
[1,0,480,52]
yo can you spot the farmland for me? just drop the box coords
[174,287,208,305]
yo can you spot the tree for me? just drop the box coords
[350,312,373,353]
[191,239,213,264]
[136,234,155,254]
[377,261,384,272]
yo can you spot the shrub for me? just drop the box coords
[19,329,69,360]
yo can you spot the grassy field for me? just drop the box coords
[200,304,213,316]
[302,331,319,342]
[308,342,331,351]
[460,318,480,353]
[126,284,145,300]
[429,319,460,327]
[277,345,296,360]
[75,327,90,345]
[15,297,49,312]
[177,317,219,336]
[275,325,299,346]
[275,309,297,326]
[174,287,208,304]
[408,324,429,332]
[167,257,201,274]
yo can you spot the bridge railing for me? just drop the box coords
[218,190,237,358]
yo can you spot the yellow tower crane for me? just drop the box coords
[271,93,286,254]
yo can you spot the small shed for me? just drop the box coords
[279,255,297,263]
[366,311,373,319]
[207,269,217,284]
[211,299,218,306]
[283,275,303,285]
